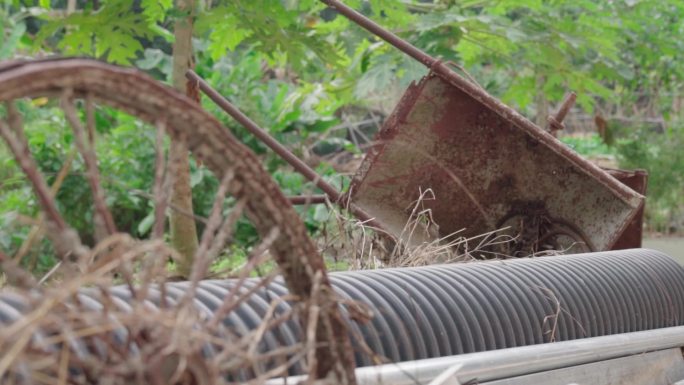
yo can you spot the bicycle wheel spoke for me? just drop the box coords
[61,92,117,238]
[14,149,77,265]
[151,120,170,240]
[85,93,96,146]
[5,102,26,141]
[190,170,236,282]
[0,114,66,232]
[0,107,89,261]
[205,197,247,264]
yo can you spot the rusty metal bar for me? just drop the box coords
[547,92,577,133]
[186,70,383,228]
[185,71,339,198]
[554,92,577,124]
[288,195,328,205]
[321,0,437,68]
[319,0,641,210]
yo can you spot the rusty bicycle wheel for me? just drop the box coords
[0,58,354,384]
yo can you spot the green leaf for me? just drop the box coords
[0,21,26,59]
[150,24,174,43]
[575,93,594,114]
[207,15,253,60]
[313,204,329,222]
[415,11,462,32]
[141,0,173,23]
[97,29,144,64]
[37,2,160,64]
[137,211,155,236]
[190,167,205,188]
[397,55,427,88]
[136,48,172,77]
[502,75,536,109]
[354,54,396,99]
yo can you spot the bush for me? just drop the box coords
[616,125,684,234]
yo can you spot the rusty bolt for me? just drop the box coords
[547,92,577,133]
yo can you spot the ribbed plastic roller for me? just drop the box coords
[1,249,683,377]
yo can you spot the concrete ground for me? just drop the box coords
[643,237,684,264]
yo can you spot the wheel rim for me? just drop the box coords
[0,58,355,383]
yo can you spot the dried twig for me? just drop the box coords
[14,149,77,269]
[188,170,235,283]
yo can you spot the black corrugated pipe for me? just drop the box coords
[2,249,683,378]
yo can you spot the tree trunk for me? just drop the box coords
[535,74,549,129]
[170,0,199,277]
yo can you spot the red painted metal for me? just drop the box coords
[605,168,648,249]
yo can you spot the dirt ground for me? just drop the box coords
[643,237,684,265]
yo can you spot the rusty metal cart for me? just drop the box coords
[187,0,644,257]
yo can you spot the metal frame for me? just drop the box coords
[266,325,684,385]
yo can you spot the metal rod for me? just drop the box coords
[554,92,577,124]
[547,91,577,132]
[267,325,684,385]
[319,0,640,207]
[288,195,328,205]
[185,70,384,228]
[322,0,437,67]
[186,71,340,200]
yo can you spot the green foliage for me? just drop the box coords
[0,103,151,247]
[196,0,346,71]
[561,135,616,159]
[561,125,684,234]
[141,0,173,24]
[615,125,684,233]
[2,0,684,269]
[0,3,33,59]
[33,2,169,64]
[7,0,684,117]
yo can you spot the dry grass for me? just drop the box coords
[0,234,316,385]
[0,187,525,385]
[313,188,517,269]
[383,188,518,266]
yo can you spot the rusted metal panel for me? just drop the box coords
[605,168,648,249]
[349,74,644,253]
